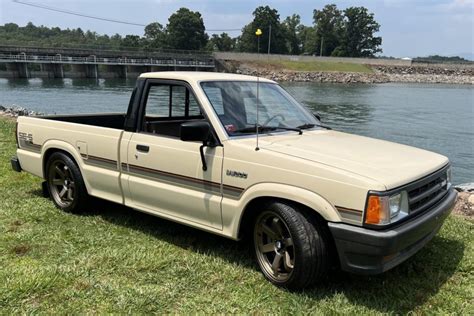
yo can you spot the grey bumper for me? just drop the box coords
[328,188,457,275]
[11,156,22,172]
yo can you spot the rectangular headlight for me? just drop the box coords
[389,193,402,218]
[365,191,408,226]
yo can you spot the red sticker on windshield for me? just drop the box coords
[225,124,236,133]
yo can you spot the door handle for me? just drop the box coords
[136,144,149,153]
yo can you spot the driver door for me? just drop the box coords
[125,80,223,229]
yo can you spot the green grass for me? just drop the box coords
[253,60,373,73]
[0,116,473,314]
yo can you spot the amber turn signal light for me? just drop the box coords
[365,194,391,225]
[366,195,382,224]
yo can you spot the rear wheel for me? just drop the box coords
[46,152,89,213]
[253,201,330,289]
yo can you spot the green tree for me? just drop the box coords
[282,14,301,55]
[206,33,235,51]
[0,22,125,49]
[238,6,288,54]
[297,25,317,55]
[144,22,167,49]
[313,4,343,56]
[336,7,382,57]
[3,23,19,33]
[121,35,141,49]
[166,8,208,50]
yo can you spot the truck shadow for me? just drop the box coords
[305,236,464,313]
[73,198,466,313]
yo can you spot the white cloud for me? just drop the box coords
[436,0,474,11]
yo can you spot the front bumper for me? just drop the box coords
[328,188,457,274]
[11,156,22,172]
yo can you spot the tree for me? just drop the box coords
[282,14,301,55]
[313,4,343,56]
[166,8,208,50]
[238,6,288,54]
[3,23,19,33]
[206,33,235,51]
[335,7,382,57]
[121,35,141,49]
[297,25,317,55]
[144,22,167,49]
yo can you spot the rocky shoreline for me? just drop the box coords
[0,105,43,117]
[231,62,474,84]
[454,184,474,218]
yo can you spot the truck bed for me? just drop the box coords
[44,113,127,130]
[16,114,127,204]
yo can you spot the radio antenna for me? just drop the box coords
[255,28,262,151]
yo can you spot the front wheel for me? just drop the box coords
[46,152,89,213]
[253,201,330,289]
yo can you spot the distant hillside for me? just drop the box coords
[455,53,474,62]
[413,55,473,64]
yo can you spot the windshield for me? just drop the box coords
[200,81,319,136]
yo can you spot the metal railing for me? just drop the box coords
[0,53,215,67]
[0,44,213,58]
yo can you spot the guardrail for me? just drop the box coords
[0,44,213,58]
[0,54,215,67]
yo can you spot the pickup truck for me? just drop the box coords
[11,72,457,289]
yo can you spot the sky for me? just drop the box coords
[0,0,473,58]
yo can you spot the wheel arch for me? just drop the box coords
[41,140,91,194]
[234,183,341,239]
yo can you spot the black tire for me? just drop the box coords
[252,201,330,290]
[45,152,89,213]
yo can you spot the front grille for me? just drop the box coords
[407,168,449,214]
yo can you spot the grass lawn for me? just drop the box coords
[0,116,473,313]
[250,60,373,73]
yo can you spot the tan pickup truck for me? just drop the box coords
[11,72,457,289]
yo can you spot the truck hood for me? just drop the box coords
[258,130,449,190]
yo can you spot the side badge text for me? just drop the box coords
[226,170,248,179]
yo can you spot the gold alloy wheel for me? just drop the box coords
[48,159,75,208]
[254,211,295,282]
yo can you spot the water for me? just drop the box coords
[1,78,472,184]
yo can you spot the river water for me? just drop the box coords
[1,78,472,184]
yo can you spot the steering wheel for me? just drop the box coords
[262,114,285,127]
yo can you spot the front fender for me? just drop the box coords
[223,182,341,239]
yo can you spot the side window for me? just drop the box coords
[171,86,186,117]
[142,83,204,137]
[189,95,201,116]
[146,85,170,117]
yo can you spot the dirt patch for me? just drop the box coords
[12,244,31,256]
[6,220,23,232]
[74,279,92,291]
[453,192,474,218]
[0,112,17,121]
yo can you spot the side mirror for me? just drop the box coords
[180,121,210,142]
[313,112,321,121]
[180,121,213,172]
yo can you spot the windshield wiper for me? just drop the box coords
[234,125,303,135]
[297,123,332,130]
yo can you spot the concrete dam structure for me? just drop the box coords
[0,45,216,79]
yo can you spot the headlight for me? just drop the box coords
[365,191,408,226]
[389,193,402,218]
